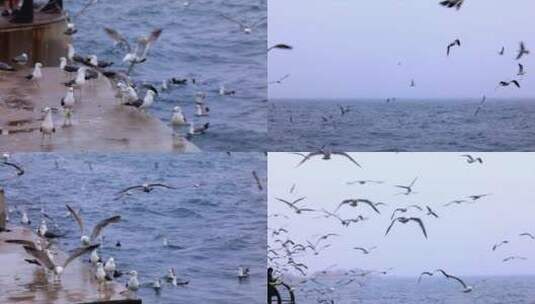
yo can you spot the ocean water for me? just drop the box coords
[268,99,535,151]
[68,0,267,151]
[287,275,535,304]
[0,152,266,303]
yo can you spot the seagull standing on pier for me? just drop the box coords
[171,106,187,126]
[124,88,157,113]
[61,87,76,126]
[12,52,28,65]
[25,63,43,86]
[40,107,56,145]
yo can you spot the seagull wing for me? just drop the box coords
[409,177,418,187]
[66,204,85,235]
[5,239,38,249]
[103,27,131,52]
[63,244,100,268]
[333,152,361,167]
[116,185,143,195]
[385,219,398,236]
[90,215,121,241]
[353,247,368,254]
[446,273,469,289]
[2,162,24,175]
[409,217,428,239]
[359,199,380,214]
[520,233,535,239]
[296,152,321,167]
[335,199,351,212]
[23,246,55,270]
[136,28,163,59]
[148,183,177,189]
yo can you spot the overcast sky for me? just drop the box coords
[268,152,535,277]
[268,0,535,99]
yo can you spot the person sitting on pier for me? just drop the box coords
[268,267,282,304]
[1,0,19,17]
[40,0,62,13]
[9,0,32,23]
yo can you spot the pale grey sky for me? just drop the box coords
[268,152,535,277]
[268,0,535,99]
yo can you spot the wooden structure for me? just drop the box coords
[0,10,69,67]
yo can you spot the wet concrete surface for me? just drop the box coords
[0,226,140,304]
[0,68,198,152]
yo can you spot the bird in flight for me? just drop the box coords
[491,240,509,251]
[516,41,529,60]
[460,154,483,164]
[446,39,461,56]
[385,217,428,239]
[434,269,473,293]
[426,206,439,218]
[498,46,505,56]
[353,246,377,255]
[503,256,527,263]
[468,193,490,201]
[276,197,315,214]
[395,177,418,195]
[293,150,361,168]
[66,204,121,246]
[336,199,381,214]
[268,44,293,52]
[498,80,520,88]
[517,63,526,77]
[473,95,486,116]
[519,232,535,240]
[439,0,464,10]
[115,183,177,199]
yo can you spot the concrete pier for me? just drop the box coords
[0,68,199,152]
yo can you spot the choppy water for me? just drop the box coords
[268,99,535,151]
[68,0,267,151]
[0,152,266,303]
[291,275,535,304]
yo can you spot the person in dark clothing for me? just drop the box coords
[40,0,62,13]
[9,0,32,23]
[268,268,282,304]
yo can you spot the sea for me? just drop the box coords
[268,99,535,152]
[0,152,266,303]
[68,0,267,151]
[287,275,535,304]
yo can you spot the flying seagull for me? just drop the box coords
[115,183,177,199]
[468,193,490,201]
[353,246,376,255]
[336,199,380,214]
[516,41,529,60]
[519,233,535,240]
[443,199,470,207]
[498,46,504,56]
[276,197,315,214]
[503,256,527,263]
[426,206,439,218]
[439,0,464,10]
[460,154,482,164]
[517,63,526,76]
[23,244,99,280]
[66,204,121,246]
[1,153,24,176]
[293,150,361,168]
[418,271,434,283]
[395,177,418,195]
[268,44,293,52]
[269,74,290,85]
[446,39,461,56]
[386,217,428,239]
[346,180,384,185]
[498,80,520,88]
[473,95,486,116]
[219,14,266,34]
[434,269,473,293]
[491,240,509,251]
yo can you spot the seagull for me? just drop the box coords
[503,256,527,263]
[59,57,80,75]
[386,217,428,239]
[517,63,526,76]
[439,0,464,10]
[64,21,77,36]
[498,46,505,56]
[25,62,43,86]
[12,52,28,65]
[468,193,490,201]
[353,246,376,254]
[1,153,24,176]
[338,105,351,116]
[40,107,56,145]
[126,270,140,294]
[346,180,384,185]
[87,55,113,69]
[219,84,236,96]
[252,170,263,191]
[66,204,121,246]
[443,199,470,207]
[434,269,472,293]
[446,39,461,56]
[90,248,101,264]
[519,232,535,240]
[269,74,290,85]
[115,183,177,198]
[418,271,434,283]
[186,122,210,139]
[23,244,99,280]
[491,240,509,251]
[238,267,250,280]
[335,199,380,214]
[426,206,439,218]
[124,88,157,113]
[516,41,529,60]
[104,27,163,74]
[294,150,361,167]
[473,95,486,116]
[276,197,315,214]
[0,61,15,71]
[220,14,266,34]
[195,103,209,117]
[64,67,88,101]
[95,262,107,285]
[460,154,483,164]
[61,87,76,126]
[171,106,187,126]
[390,206,422,220]
[268,44,293,52]
[395,177,418,195]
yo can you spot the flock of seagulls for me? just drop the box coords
[267,153,529,303]
[1,156,263,300]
